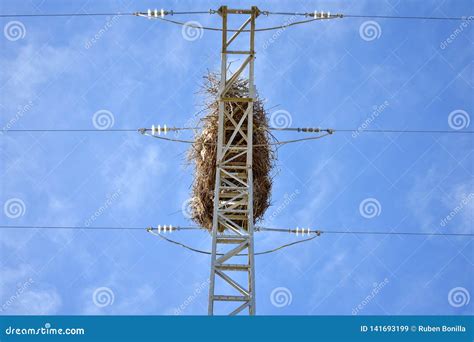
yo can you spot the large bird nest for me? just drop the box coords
[188,74,275,232]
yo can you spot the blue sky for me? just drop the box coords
[0,0,473,315]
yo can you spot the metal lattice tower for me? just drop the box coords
[208,6,258,316]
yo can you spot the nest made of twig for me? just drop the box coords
[188,74,274,232]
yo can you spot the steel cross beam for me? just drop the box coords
[208,6,259,316]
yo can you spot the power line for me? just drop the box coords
[1,11,468,21]
[0,9,468,40]
[4,127,471,149]
[257,227,474,237]
[148,229,320,256]
[0,225,199,231]
[273,128,474,134]
[149,225,474,256]
[0,12,134,18]
[144,130,333,146]
[343,14,470,21]
[0,9,331,34]
[4,129,139,132]
[0,11,210,18]
[266,12,470,21]
[3,128,195,132]
[154,16,333,33]
[4,127,471,147]
[272,132,333,145]
[4,128,472,134]
[2,225,472,237]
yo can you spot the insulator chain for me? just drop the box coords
[135,9,167,18]
[146,225,176,233]
[151,124,167,136]
[138,124,170,136]
[296,227,312,236]
[134,9,217,18]
[312,11,343,19]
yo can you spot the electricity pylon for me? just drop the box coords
[208,6,258,315]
